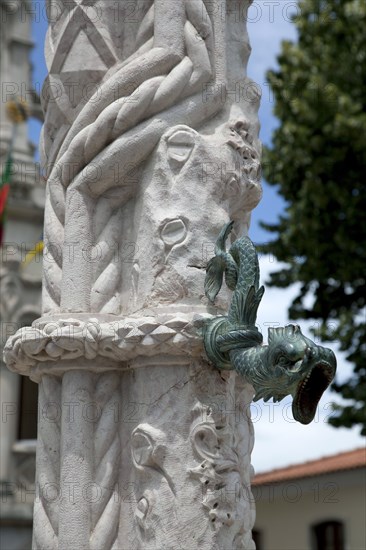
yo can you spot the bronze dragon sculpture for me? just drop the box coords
[204,222,336,424]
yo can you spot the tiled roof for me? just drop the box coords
[252,447,366,485]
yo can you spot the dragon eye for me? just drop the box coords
[277,354,291,367]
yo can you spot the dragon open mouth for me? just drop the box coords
[292,361,335,424]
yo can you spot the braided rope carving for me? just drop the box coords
[42,184,65,312]
[33,375,61,550]
[91,202,123,314]
[90,373,121,549]
[30,373,121,550]
[4,313,211,377]
[42,0,222,314]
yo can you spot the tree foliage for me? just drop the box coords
[261,0,366,434]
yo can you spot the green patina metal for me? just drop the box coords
[204,222,337,425]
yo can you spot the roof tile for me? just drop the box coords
[253,447,366,485]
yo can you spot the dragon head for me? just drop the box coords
[259,324,337,424]
[203,224,337,426]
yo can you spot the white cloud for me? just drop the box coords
[249,256,365,473]
[252,402,364,473]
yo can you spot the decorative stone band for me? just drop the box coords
[4,312,215,380]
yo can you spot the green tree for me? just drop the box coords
[261,0,366,434]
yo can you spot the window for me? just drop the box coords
[18,376,38,440]
[252,529,262,550]
[16,313,39,440]
[312,520,345,550]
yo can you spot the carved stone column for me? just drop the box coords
[4,1,262,548]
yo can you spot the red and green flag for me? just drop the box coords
[0,155,12,245]
[1,99,29,246]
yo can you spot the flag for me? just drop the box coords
[0,155,13,245]
[0,99,29,246]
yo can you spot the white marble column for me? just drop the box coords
[4,1,263,548]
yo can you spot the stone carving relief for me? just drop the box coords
[131,424,177,544]
[40,0,261,317]
[4,314,210,379]
[31,371,122,550]
[188,399,255,549]
[42,0,224,314]
[124,120,261,314]
[33,375,61,550]
[124,362,255,549]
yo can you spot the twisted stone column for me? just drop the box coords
[4,1,262,547]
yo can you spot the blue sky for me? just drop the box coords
[28,2,365,471]
[247,3,297,244]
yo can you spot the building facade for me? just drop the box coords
[252,448,366,550]
[0,1,44,548]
